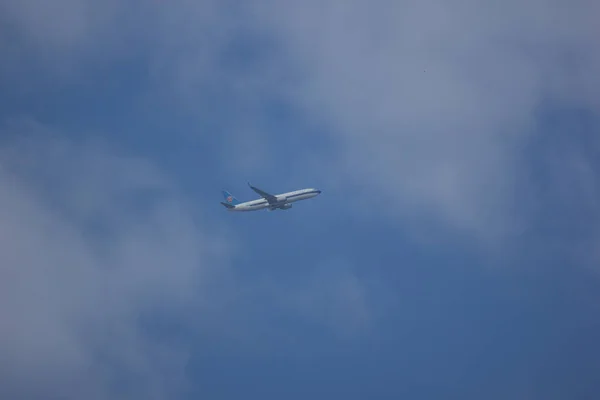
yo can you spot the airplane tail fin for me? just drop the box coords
[221,190,240,206]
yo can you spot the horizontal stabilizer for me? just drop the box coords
[220,201,235,209]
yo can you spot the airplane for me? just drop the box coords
[220,182,322,211]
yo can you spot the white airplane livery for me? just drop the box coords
[221,183,322,211]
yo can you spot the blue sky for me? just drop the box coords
[1,1,599,399]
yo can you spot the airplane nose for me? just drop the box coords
[316,190,322,194]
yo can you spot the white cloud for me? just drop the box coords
[16,0,588,242]
[2,0,598,256]
[0,120,231,399]
[2,2,598,396]
[0,119,382,398]
[248,0,600,238]
[2,0,599,248]
[2,8,599,386]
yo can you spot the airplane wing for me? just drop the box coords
[248,182,278,204]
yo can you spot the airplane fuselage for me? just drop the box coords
[226,188,321,211]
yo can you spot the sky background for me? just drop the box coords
[1,1,600,399]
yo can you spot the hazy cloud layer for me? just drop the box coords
[3,1,598,241]
[0,120,373,398]
[252,0,600,238]
[0,120,231,398]
[1,1,600,398]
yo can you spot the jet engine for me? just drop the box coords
[280,203,292,210]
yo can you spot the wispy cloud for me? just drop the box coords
[249,0,600,239]
[0,119,231,399]
[0,119,380,398]
[5,0,591,243]
[2,1,600,398]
